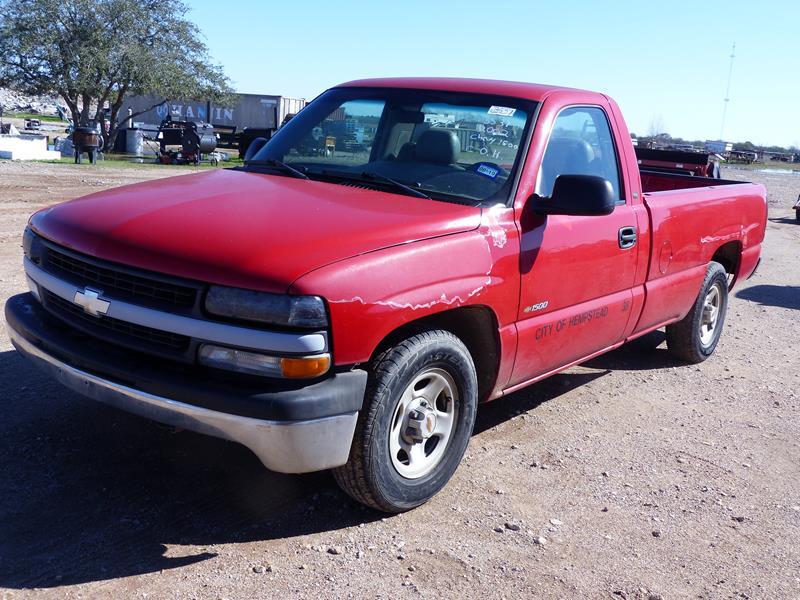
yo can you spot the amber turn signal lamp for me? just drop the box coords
[280,355,331,378]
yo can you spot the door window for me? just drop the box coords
[536,106,622,199]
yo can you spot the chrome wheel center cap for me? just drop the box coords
[405,404,437,441]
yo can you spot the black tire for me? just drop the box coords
[333,330,478,513]
[666,261,728,363]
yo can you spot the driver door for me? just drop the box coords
[509,105,638,387]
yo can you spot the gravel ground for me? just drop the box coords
[0,162,798,599]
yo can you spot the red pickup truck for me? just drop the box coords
[5,78,767,513]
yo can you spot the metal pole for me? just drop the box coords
[720,42,736,140]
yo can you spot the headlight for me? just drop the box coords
[23,227,35,259]
[23,226,42,263]
[22,228,41,301]
[205,286,328,328]
[198,344,330,378]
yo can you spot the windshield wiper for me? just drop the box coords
[360,171,431,199]
[314,168,430,200]
[243,159,309,180]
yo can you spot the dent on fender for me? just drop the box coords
[322,207,511,313]
[483,204,509,249]
[329,283,489,311]
[700,232,740,245]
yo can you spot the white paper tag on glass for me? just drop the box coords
[488,106,516,117]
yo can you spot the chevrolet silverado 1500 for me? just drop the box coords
[5,79,767,512]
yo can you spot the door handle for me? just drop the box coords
[618,226,637,249]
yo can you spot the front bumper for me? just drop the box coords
[5,293,366,473]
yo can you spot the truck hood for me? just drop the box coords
[30,169,481,293]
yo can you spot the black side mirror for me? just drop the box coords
[243,137,268,162]
[532,174,616,216]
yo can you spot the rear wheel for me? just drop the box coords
[333,330,478,513]
[666,261,729,363]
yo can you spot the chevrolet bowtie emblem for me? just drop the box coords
[73,288,110,317]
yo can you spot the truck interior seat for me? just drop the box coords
[375,129,465,184]
[397,142,416,161]
[414,129,460,165]
[539,137,594,196]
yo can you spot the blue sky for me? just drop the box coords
[189,0,799,148]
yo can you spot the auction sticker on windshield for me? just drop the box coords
[488,106,516,117]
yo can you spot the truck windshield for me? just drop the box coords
[248,87,536,205]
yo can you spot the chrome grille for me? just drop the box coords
[44,246,197,309]
[44,290,190,352]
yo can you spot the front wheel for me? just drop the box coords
[333,330,478,513]
[666,261,729,363]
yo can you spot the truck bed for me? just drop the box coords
[640,169,740,193]
[633,170,767,335]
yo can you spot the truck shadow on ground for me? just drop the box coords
[736,284,800,310]
[0,334,675,589]
[767,216,798,225]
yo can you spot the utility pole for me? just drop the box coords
[720,42,736,140]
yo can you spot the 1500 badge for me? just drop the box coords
[524,301,549,313]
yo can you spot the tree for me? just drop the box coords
[0,0,234,150]
[733,141,757,152]
[647,115,666,138]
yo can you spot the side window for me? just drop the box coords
[536,106,622,199]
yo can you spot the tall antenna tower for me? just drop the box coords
[719,42,736,140]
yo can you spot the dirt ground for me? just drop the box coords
[0,161,798,600]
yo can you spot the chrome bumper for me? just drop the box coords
[7,324,357,474]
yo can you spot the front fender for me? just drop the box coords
[290,213,520,367]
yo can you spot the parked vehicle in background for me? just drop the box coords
[704,140,733,155]
[118,93,308,158]
[635,147,720,178]
[727,150,758,164]
[5,78,767,512]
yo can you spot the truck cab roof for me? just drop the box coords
[337,77,600,103]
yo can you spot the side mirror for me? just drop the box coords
[243,137,268,162]
[532,174,616,216]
